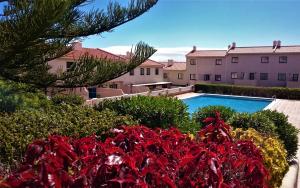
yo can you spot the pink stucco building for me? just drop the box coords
[186,41,300,88]
[161,60,187,86]
[48,42,167,99]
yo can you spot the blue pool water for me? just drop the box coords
[182,95,273,114]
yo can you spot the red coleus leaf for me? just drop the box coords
[5,116,269,188]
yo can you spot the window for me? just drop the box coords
[249,73,255,80]
[155,68,159,75]
[204,74,210,81]
[190,59,196,65]
[260,73,268,80]
[279,56,287,63]
[261,56,269,63]
[88,87,97,99]
[215,59,222,65]
[190,74,196,80]
[240,72,245,80]
[140,68,144,75]
[178,73,183,79]
[129,69,134,76]
[109,84,118,89]
[215,75,221,81]
[231,72,238,79]
[278,73,286,81]
[146,68,151,75]
[232,57,239,63]
[163,73,168,79]
[66,62,74,72]
[292,74,299,81]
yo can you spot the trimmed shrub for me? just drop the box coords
[228,112,277,135]
[258,110,299,159]
[51,94,84,106]
[195,83,300,99]
[232,128,288,188]
[0,105,136,170]
[96,95,190,129]
[0,80,51,112]
[192,105,236,128]
[3,122,269,187]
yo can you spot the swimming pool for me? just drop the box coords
[182,94,273,114]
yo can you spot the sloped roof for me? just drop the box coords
[228,46,300,54]
[187,50,227,57]
[140,59,164,67]
[187,45,300,57]
[120,54,164,67]
[163,62,186,71]
[64,48,124,60]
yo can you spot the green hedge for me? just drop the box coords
[228,113,277,135]
[51,94,84,106]
[192,106,236,128]
[0,80,51,112]
[0,105,136,168]
[195,83,300,99]
[258,110,299,159]
[95,95,191,130]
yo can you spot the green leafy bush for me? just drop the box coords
[228,112,277,135]
[232,128,288,188]
[51,94,84,106]
[258,110,299,159]
[195,83,300,99]
[96,95,190,129]
[0,80,51,112]
[192,105,236,128]
[0,105,136,169]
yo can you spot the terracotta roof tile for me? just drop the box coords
[187,46,300,57]
[140,59,164,67]
[64,48,124,60]
[187,50,227,57]
[162,62,186,71]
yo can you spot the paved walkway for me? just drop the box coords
[268,99,300,188]
[175,92,200,99]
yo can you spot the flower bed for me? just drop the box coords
[1,113,269,188]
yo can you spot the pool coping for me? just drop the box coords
[179,92,276,111]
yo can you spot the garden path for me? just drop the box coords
[268,99,300,188]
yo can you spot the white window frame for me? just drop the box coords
[178,73,183,79]
[231,72,238,79]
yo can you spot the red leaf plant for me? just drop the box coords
[3,114,269,188]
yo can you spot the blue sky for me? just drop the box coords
[1,0,300,61]
[82,0,300,61]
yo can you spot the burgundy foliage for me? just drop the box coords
[3,113,269,188]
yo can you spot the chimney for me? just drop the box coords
[277,40,281,48]
[273,40,277,49]
[192,46,197,52]
[167,59,174,67]
[73,42,82,50]
[231,42,236,49]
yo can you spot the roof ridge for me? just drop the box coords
[234,45,300,48]
[80,47,125,60]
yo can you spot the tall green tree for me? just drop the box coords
[0,0,157,90]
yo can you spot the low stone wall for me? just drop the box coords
[85,86,194,106]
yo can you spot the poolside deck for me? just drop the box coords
[268,99,300,188]
[176,92,200,99]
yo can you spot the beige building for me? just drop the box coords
[162,60,187,86]
[48,42,168,99]
[186,41,300,88]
